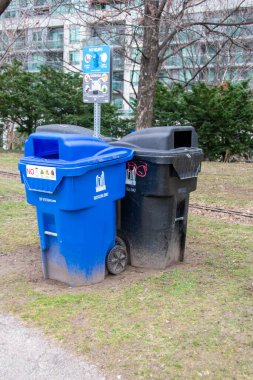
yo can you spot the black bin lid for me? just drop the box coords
[119,126,198,150]
[112,126,203,179]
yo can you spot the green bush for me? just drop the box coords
[0,62,123,137]
[152,81,253,160]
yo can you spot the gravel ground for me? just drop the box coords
[0,313,106,380]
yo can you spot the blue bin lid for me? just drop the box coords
[18,133,133,194]
[20,133,133,168]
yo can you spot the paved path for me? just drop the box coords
[0,313,106,380]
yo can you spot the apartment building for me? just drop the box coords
[0,0,253,116]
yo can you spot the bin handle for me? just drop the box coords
[44,231,58,237]
[93,146,130,158]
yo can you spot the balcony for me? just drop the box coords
[14,41,27,50]
[24,59,63,72]
[46,60,63,70]
[83,33,125,48]
[45,39,63,49]
[83,36,103,47]
[33,0,50,15]
[34,0,49,5]
[6,37,63,52]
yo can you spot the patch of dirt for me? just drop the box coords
[190,206,253,225]
[0,244,205,299]
[184,246,207,267]
[0,206,214,296]
[0,245,165,295]
[0,194,25,202]
[0,243,206,307]
[0,245,42,280]
[1,203,241,296]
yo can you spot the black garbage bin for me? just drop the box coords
[113,126,203,270]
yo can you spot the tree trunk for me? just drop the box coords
[0,0,11,15]
[136,1,160,130]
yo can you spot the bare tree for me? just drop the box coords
[161,18,253,87]
[68,0,253,128]
[135,1,253,129]
[0,0,11,16]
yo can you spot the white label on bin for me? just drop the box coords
[95,171,106,192]
[125,167,136,186]
[94,192,109,200]
[39,197,56,203]
[26,165,56,181]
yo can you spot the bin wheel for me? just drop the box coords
[116,236,127,253]
[116,232,131,264]
[106,245,128,275]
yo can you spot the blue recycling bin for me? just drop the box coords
[18,133,133,286]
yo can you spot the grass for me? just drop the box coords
[0,154,252,379]
[2,219,253,379]
[0,200,38,251]
[0,177,24,197]
[0,152,22,172]
[191,162,253,208]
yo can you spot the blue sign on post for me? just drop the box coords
[82,45,112,104]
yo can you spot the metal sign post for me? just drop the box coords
[94,102,101,138]
[82,45,112,138]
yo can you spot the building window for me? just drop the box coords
[178,30,188,43]
[131,47,141,63]
[113,50,124,69]
[113,71,124,82]
[28,53,46,71]
[31,29,43,48]
[69,26,80,43]
[15,33,26,50]
[90,1,106,10]
[159,70,170,85]
[112,97,123,110]
[4,10,16,18]
[130,70,140,86]
[32,30,42,42]
[69,50,80,65]
[3,0,17,17]
[90,0,124,10]
[112,71,124,92]
[48,27,63,49]
[52,0,72,14]
[177,69,192,82]
[112,82,124,92]
[91,23,125,46]
[46,52,63,69]
[234,48,244,64]
[0,32,9,51]
[33,0,50,15]
[34,0,48,6]
[19,0,28,7]
[208,68,215,82]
